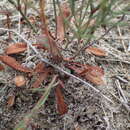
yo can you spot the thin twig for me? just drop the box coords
[115,79,128,103]
[109,91,130,113]
[95,57,130,65]
[0,27,114,104]
[117,26,127,53]
[101,103,110,130]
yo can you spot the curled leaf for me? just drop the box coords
[6,43,27,55]
[0,55,32,73]
[86,47,107,56]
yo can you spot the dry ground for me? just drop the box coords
[0,0,130,130]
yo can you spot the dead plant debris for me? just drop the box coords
[0,0,130,130]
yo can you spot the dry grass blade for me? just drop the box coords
[0,55,32,73]
[5,42,27,55]
[55,84,68,115]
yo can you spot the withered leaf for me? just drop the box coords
[86,47,107,57]
[55,84,68,115]
[6,42,46,55]
[7,95,15,107]
[81,65,105,85]
[67,62,105,85]
[6,42,27,55]
[0,55,32,73]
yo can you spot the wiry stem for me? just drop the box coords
[8,0,36,32]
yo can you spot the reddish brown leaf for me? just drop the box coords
[0,55,32,73]
[7,95,15,107]
[14,75,26,87]
[83,64,104,75]
[67,62,105,85]
[5,42,46,55]
[6,42,27,55]
[55,84,68,115]
[57,2,71,41]
[66,62,86,74]
[0,64,4,71]
[81,65,105,85]
[86,47,107,56]
[32,70,50,88]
